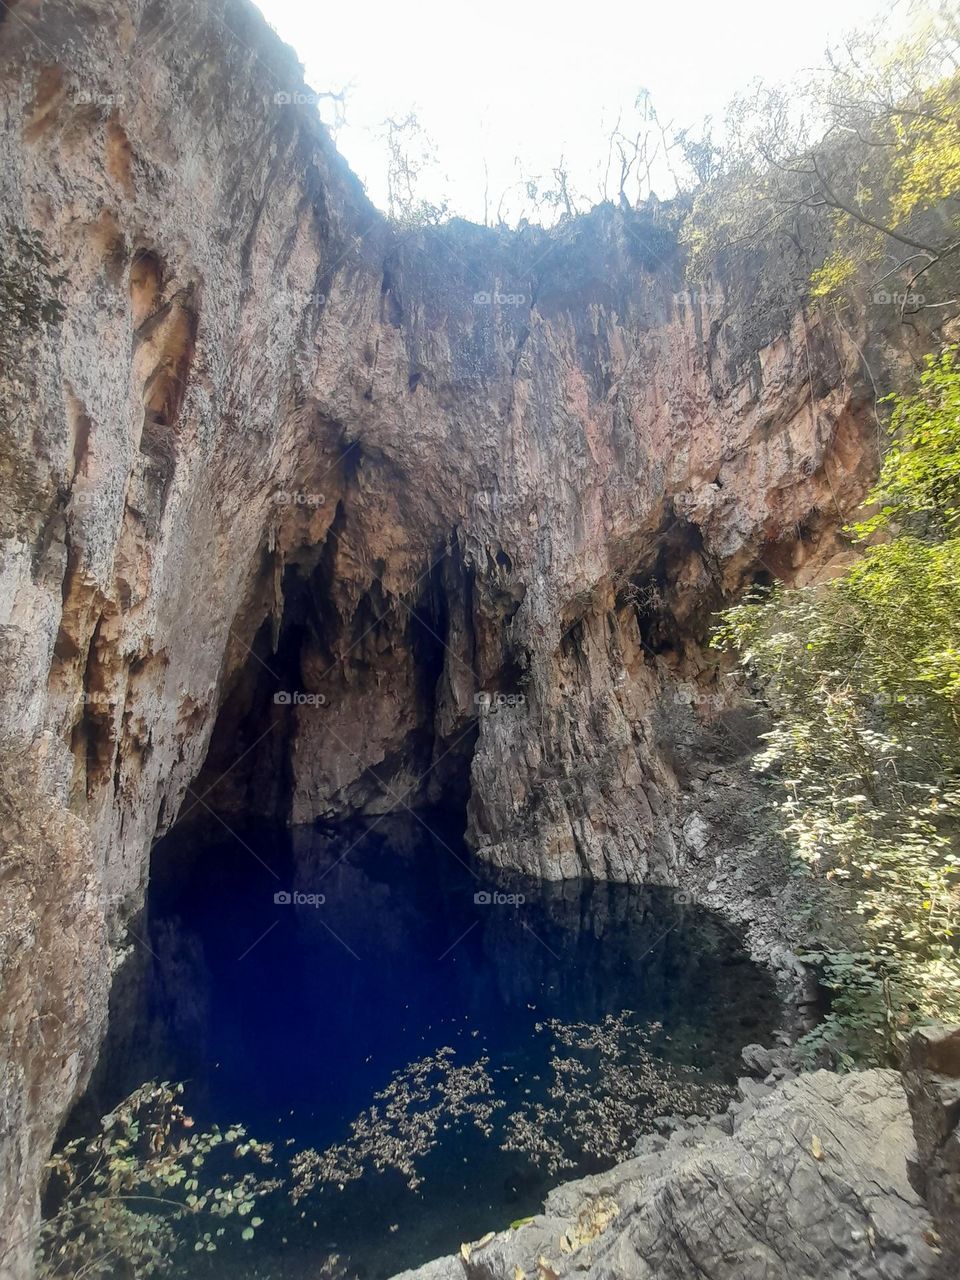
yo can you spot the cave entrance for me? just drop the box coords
[66,812,779,1280]
[57,538,780,1280]
[179,539,478,835]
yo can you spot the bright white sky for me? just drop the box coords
[254,0,896,224]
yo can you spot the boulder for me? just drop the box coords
[389,1069,936,1280]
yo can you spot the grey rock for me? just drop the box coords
[631,1133,668,1157]
[737,1075,773,1104]
[741,1042,778,1075]
[391,1069,936,1280]
[765,1065,797,1085]
[901,1022,960,1275]
[681,812,711,857]
[727,1098,756,1131]
[711,1109,735,1136]
[391,1260,465,1280]
[651,1113,686,1135]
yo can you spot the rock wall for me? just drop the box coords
[388,1067,940,1280]
[388,1024,960,1280]
[0,0,953,1269]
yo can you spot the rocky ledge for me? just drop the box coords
[390,1028,960,1280]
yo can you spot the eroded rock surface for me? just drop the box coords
[0,0,957,1268]
[390,1070,938,1280]
[903,1025,960,1273]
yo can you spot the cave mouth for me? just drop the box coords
[180,538,478,832]
[66,813,780,1280]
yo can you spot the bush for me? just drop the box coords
[37,1083,279,1279]
[714,348,960,1066]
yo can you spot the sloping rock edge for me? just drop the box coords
[390,1044,959,1280]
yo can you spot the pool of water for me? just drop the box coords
[69,814,778,1279]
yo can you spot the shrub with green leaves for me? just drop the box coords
[36,1082,280,1280]
[714,347,960,1066]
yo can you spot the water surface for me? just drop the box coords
[73,815,778,1279]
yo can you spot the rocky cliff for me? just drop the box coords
[388,1062,939,1280]
[0,0,952,1271]
[388,1025,960,1280]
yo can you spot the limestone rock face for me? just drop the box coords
[0,0,952,1265]
[389,1070,938,1280]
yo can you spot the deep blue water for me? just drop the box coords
[72,815,778,1279]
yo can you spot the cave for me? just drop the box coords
[3,2,960,1279]
[54,465,786,1280]
[71,803,779,1280]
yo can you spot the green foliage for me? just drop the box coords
[714,347,960,1066]
[809,251,858,302]
[857,346,960,539]
[37,1082,280,1279]
[683,2,960,310]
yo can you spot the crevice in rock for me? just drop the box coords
[172,527,482,841]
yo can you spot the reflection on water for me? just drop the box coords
[71,815,778,1279]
